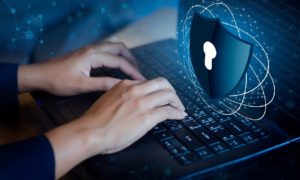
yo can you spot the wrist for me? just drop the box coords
[75,116,107,156]
[18,64,49,93]
[45,118,101,178]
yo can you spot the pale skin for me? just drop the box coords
[18,41,186,179]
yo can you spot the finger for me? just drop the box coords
[82,77,121,91]
[96,42,138,67]
[134,77,176,96]
[90,52,146,80]
[143,106,187,128]
[140,89,185,112]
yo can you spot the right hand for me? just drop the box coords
[46,77,186,179]
[81,77,186,154]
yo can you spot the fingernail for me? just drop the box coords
[181,111,188,117]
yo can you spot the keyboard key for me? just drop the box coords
[203,121,223,132]
[161,139,174,149]
[198,117,215,125]
[161,138,189,157]
[209,142,229,153]
[175,130,205,151]
[213,128,235,141]
[225,138,244,149]
[176,152,198,165]
[221,120,249,135]
[239,132,258,143]
[216,116,232,122]
[151,124,166,134]
[153,130,173,141]
[239,118,252,125]
[164,120,184,132]
[195,147,215,159]
[253,129,270,139]
[246,123,261,132]
[192,128,220,145]
[177,154,191,165]
[182,116,195,122]
[182,119,202,130]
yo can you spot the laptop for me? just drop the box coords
[32,0,300,179]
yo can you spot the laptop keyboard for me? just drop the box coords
[131,39,270,165]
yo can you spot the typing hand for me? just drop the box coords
[18,41,145,96]
[82,78,186,154]
[46,78,186,178]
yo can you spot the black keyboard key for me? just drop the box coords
[198,117,215,125]
[151,124,166,134]
[221,120,249,135]
[238,118,252,125]
[182,119,202,130]
[213,128,235,141]
[239,132,258,143]
[253,129,270,139]
[176,154,191,165]
[192,128,220,145]
[203,121,223,132]
[161,139,174,149]
[164,120,184,132]
[209,142,229,153]
[216,116,232,122]
[175,130,205,151]
[182,115,195,122]
[246,123,261,132]
[195,147,214,159]
[225,138,244,149]
[176,152,198,165]
[153,130,173,141]
[161,138,189,157]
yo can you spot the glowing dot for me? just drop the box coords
[10,8,16,14]
[25,31,34,40]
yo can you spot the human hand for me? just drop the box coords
[82,78,186,154]
[18,41,145,96]
[46,78,186,178]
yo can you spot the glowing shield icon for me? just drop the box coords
[190,13,253,99]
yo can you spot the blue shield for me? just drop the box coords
[190,13,253,99]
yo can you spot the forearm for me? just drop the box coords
[45,118,100,179]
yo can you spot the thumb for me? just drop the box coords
[84,77,121,92]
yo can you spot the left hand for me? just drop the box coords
[18,41,145,96]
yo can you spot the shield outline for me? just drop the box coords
[190,13,253,99]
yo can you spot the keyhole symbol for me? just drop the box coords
[203,41,217,71]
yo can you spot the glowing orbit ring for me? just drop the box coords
[181,2,276,120]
